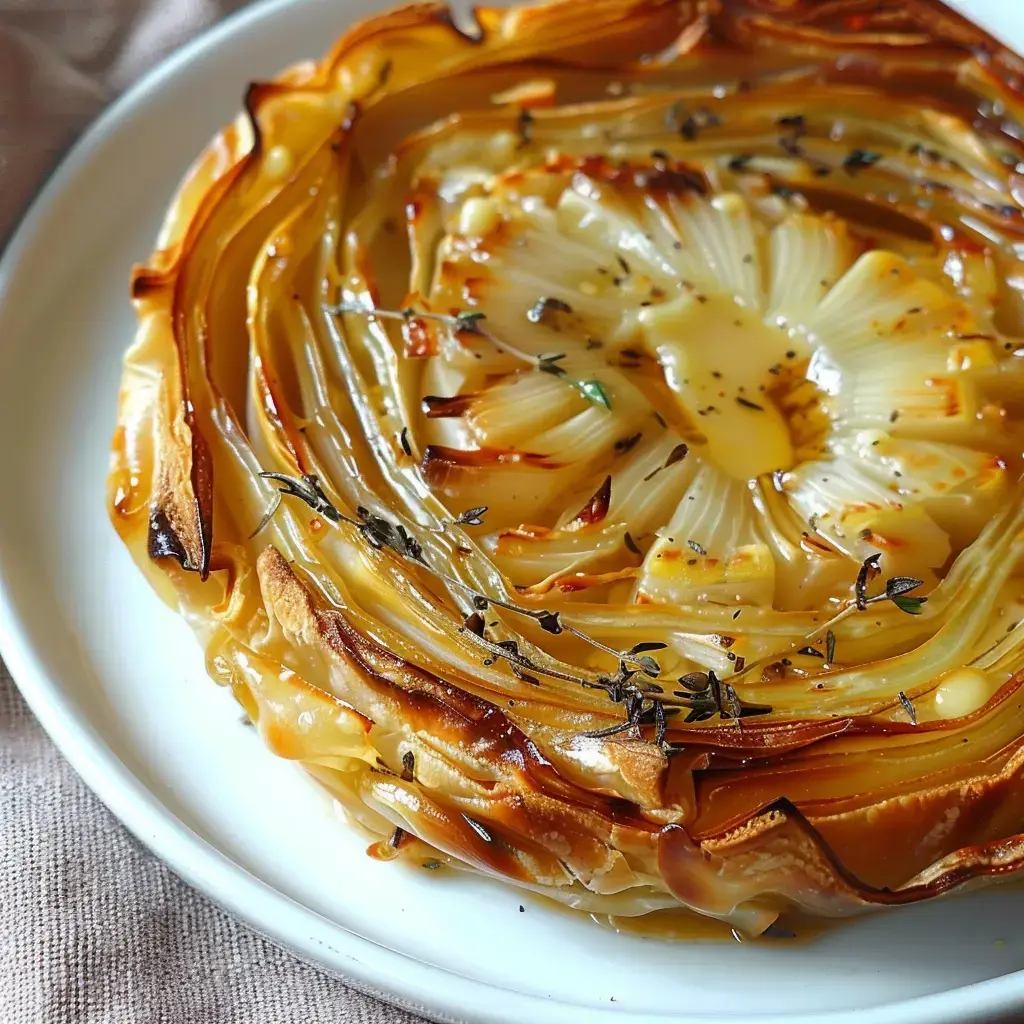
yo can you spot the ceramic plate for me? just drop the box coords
[3,1,1024,1021]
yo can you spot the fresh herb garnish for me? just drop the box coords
[886,576,924,599]
[665,443,689,468]
[452,506,488,527]
[536,353,610,409]
[671,103,722,141]
[326,301,609,409]
[736,396,764,411]
[891,595,928,615]
[516,107,533,146]
[463,815,493,843]
[537,352,568,374]
[843,149,883,173]
[898,690,918,725]
[577,379,611,409]
[527,296,573,324]
[262,473,723,743]
[852,564,927,615]
[251,472,342,538]
[673,670,772,723]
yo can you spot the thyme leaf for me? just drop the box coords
[527,296,573,324]
[886,576,924,600]
[633,656,662,678]
[628,642,668,655]
[454,506,488,527]
[891,595,928,615]
[537,352,568,375]
[326,301,612,410]
[898,690,918,725]
[844,149,883,173]
[665,443,689,468]
[259,472,342,522]
[672,670,772,722]
[536,356,611,409]
[577,379,611,409]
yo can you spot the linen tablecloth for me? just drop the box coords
[0,3,425,1020]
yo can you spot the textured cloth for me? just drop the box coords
[0,4,424,1021]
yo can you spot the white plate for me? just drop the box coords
[3,1,1024,1021]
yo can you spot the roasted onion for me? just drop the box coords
[109,0,1024,935]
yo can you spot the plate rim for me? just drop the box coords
[0,1,1022,1021]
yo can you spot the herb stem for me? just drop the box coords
[327,300,541,367]
[433,568,659,674]
[325,301,611,410]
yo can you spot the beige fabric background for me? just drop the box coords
[0,2,428,1021]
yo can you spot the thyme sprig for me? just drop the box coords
[326,300,538,364]
[727,553,929,687]
[325,301,611,409]
[451,506,488,527]
[797,558,928,658]
[433,505,489,533]
[455,583,663,676]
[537,352,611,410]
[255,472,782,749]
[581,659,684,747]
[898,690,918,726]
[673,670,772,724]
[250,472,340,538]
[259,473,665,684]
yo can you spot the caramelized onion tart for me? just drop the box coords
[109,0,1024,935]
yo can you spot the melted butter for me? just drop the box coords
[931,668,997,720]
[459,196,502,237]
[264,144,294,181]
[640,294,801,480]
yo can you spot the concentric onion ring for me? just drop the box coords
[109,0,1024,935]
